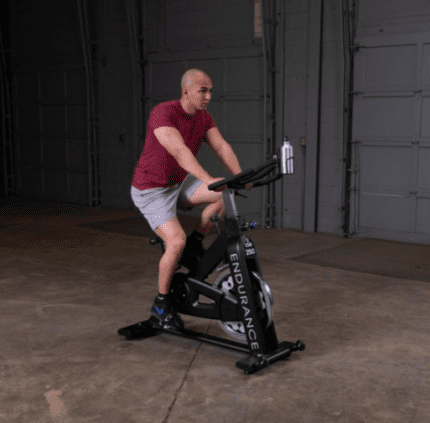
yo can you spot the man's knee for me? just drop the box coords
[216,197,226,219]
[209,190,223,205]
[202,197,224,219]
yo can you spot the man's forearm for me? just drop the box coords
[218,145,242,175]
[176,147,212,184]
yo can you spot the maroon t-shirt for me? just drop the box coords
[132,100,216,190]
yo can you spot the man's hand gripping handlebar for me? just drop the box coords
[208,157,278,193]
[208,144,293,193]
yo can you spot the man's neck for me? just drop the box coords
[180,99,196,116]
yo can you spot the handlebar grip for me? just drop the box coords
[208,158,278,191]
[208,140,294,191]
[208,167,255,191]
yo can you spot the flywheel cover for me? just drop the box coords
[212,269,273,342]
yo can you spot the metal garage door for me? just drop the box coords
[142,0,267,222]
[350,32,430,244]
[9,0,89,205]
[13,68,89,204]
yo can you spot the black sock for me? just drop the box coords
[156,293,168,302]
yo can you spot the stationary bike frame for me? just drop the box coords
[118,142,305,374]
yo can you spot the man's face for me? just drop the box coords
[184,75,213,112]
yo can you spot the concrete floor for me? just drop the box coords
[1,196,429,423]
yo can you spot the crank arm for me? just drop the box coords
[175,277,241,321]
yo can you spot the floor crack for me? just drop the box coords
[162,324,209,423]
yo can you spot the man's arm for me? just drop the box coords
[216,144,242,175]
[206,127,242,175]
[154,126,213,183]
[176,148,213,183]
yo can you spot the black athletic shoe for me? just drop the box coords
[150,297,184,330]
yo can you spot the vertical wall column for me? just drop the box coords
[275,0,286,229]
[303,0,323,232]
[340,0,356,238]
[0,24,14,197]
[126,0,145,168]
[77,0,100,206]
[261,0,279,229]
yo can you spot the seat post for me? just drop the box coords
[222,189,242,239]
[210,213,222,236]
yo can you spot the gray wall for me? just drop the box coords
[9,0,89,204]
[350,0,430,244]
[139,0,267,224]
[97,0,268,218]
[282,0,317,231]
[7,0,430,244]
[282,0,430,244]
[98,0,136,209]
[282,0,344,235]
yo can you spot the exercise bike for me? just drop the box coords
[118,140,305,375]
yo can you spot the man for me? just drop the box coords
[131,68,251,330]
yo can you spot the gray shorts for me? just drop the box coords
[130,174,204,232]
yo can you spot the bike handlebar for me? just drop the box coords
[208,141,294,192]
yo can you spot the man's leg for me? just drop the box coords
[194,198,226,236]
[182,180,226,245]
[154,218,187,294]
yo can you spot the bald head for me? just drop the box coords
[181,69,212,96]
[179,68,213,115]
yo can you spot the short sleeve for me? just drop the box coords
[150,103,178,130]
[205,112,216,133]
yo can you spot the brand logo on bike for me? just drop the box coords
[229,247,260,351]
